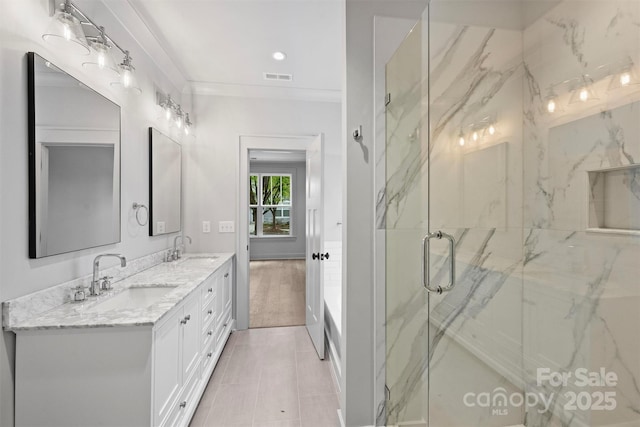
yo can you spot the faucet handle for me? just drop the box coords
[72,285,88,302]
[100,276,114,291]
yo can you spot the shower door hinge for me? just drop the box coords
[385,384,391,401]
[385,93,391,106]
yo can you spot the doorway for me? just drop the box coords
[237,135,326,359]
[248,151,306,328]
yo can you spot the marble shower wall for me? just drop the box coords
[523,1,640,426]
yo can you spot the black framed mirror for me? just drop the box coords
[149,128,182,236]
[28,52,121,258]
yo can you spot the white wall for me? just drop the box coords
[342,1,427,425]
[249,161,306,260]
[184,95,341,255]
[0,1,191,425]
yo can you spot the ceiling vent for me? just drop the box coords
[263,72,293,82]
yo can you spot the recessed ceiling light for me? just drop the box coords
[272,51,286,61]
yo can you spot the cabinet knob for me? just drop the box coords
[224,273,229,278]
[224,322,228,327]
[207,352,213,358]
[208,309,213,315]
[208,288,213,293]
[179,401,187,409]
[184,314,191,321]
[207,330,213,336]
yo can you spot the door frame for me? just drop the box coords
[237,134,319,330]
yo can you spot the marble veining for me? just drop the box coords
[3,253,234,331]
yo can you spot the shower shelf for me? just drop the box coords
[586,164,640,236]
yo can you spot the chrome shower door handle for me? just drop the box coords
[422,230,456,294]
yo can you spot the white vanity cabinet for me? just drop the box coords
[13,256,235,427]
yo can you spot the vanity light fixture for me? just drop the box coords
[42,0,89,55]
[156,91,194,135]
[272,51,287,61]
[44,0,141,94]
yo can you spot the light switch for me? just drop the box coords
[157,221,165,234]
[202,221,211,233]
[219,221,235,233]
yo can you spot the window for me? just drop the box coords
[249,173,292,237]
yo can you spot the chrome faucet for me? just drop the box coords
[90,254,127,296]
[172,235,192,260]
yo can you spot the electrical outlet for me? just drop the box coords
[202,221,211,233]
[156,221,165,234]
[219,221,235,233]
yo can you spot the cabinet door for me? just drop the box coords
[153,308,182,427]
[181,294,201,383]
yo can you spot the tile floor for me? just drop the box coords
[189,326,340,427]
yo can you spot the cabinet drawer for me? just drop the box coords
[201,278,216,304]
[201,295,216,333]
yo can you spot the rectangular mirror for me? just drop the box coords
[28,52,121,258]
[149,128,182,236]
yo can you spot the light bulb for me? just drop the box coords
[547,99,556,113]
[579,88,588,102]
[620,72,631,86]
[122,69,131,88]
[97,52,105,69]
[176,116,182,129]
[185,126,190,136]
[63,23,71,41]
[472,131,478,142]
[165,108,172,121]
[488,125,496,135]
[458,136,465,147]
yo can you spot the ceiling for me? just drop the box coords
[127,0,343,101]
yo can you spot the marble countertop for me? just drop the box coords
[6,253,234,332]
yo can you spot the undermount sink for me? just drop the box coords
[87,286,177,313]
[178,256,219,266]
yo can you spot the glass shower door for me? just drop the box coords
[386,1,640,426]
[426,1,525,425]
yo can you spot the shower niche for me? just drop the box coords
[587,164,640,234]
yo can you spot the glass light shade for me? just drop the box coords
[110,54,142,95]
[569,77,598,104]
[458,134,465,147]
[42,7,90,55]
[608,66,640,91]
[82,40,119,76]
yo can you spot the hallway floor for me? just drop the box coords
[250,260,306,328]
[189,326,340,427]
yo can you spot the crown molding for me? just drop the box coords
[190,81,342,103]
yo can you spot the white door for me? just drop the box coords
[305,134,324,359]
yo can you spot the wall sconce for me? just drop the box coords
[157,91,194,135]
[44,0,141,95]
